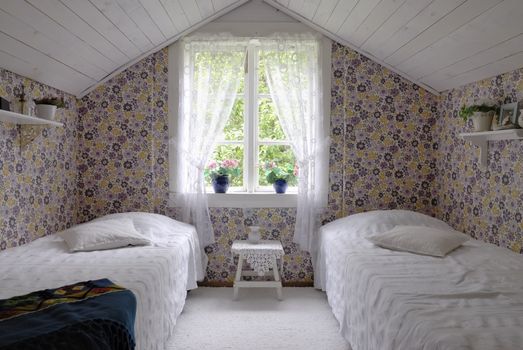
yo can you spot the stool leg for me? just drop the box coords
[272,256,283,300]
[233,253,244,300]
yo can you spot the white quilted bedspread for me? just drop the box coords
[0,213,205,350]
[316,210,523,350]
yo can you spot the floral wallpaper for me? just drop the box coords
[0,68,78,251]
[434,68,523,253]
[75,43,439,285]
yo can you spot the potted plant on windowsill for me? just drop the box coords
[263,162,298,194]
[459,101,499,132]
[205,159,241,193]
[34,97,65,121]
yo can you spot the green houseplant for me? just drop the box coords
[34,97,65,121]
[263,161,298,194]
[459,103,498,132]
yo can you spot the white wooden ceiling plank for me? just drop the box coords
[347,0,409,48]
[288,0,320,20]
[1,0,115,72]
[0,9,106,80]
[400,0,523,80]
[425,51,523,91]
[88,0,154,54]
[336,0,382,40]
[423,34,523,83]
[160,0,190,30]
[196,0,216,18]
[324,0,358,34]
[138,0,178,38]
[59,0,141,58]
[360,0,432,56]
[385,0,502,67]
[0,49,83,95]
[179,0,203,25]
[213,0,238,11]
[114,0,166,45]
[311,0,339,27]
[370,0,466,59]
[26,0,129,63]
[0,32,94,94]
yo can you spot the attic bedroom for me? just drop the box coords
[1,0,522,349]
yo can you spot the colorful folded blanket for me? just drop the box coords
[0,279,136,350]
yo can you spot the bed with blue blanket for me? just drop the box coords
[0,279,136,350]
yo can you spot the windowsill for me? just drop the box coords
[169,192,297,208]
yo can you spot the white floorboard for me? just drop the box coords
[168,287,351,350]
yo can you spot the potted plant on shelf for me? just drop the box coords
[459,101,499,132]
[263,161,298,194]
[34,97,65,121]
[205,159,241,193]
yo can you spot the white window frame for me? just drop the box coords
[168,23,331,208]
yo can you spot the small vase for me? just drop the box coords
[471,111,493,132]
[273,179,288,194]
[248,226,261,243]
[212,175,230,193]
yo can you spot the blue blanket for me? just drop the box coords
[0,279,136,350]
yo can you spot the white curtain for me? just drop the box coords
[174,36,247,247]
[261,35,329,253]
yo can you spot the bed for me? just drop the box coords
[315,210,523,350]
[0,212,206,350]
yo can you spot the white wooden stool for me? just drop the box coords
[231,240,284,300]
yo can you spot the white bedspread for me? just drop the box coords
[317,210,523,350]
[0,213,206,350]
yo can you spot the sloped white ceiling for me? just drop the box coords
[0,0,522,96]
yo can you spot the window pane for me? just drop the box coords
[223,98,244,141]
[258,98,286,140]
[257,55,269,94]
[205,145,244,188]
[258,145,297,187]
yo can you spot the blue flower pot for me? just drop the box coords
[273,179,288,194]
[212,175,230,193]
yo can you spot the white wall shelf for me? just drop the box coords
[0,109,63,148]
[0,109,63,127]
[459,129,523,169]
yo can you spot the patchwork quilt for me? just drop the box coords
[0,279,136,350]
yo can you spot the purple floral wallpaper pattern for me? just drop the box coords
[4,39,521,284]
[434,68,523,253]
[75,43,439,285]
[0,68,78,251]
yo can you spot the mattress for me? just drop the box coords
[0,212,206,350]
[316,210,523,350]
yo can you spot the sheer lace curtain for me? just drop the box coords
[261,35,329,253]
[172,36,247,247]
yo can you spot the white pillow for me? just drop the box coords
[58,218,151,252]
[366,225,469,257]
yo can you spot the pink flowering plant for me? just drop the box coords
[205,159,241,180]
[262,161,298,185]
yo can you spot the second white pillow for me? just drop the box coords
[367,225,469,257]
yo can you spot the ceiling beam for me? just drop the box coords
[262,0,440,95]
[78,0,250,97]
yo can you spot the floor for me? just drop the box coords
[169,287,351,350]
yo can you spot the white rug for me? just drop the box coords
[169,287,351,350]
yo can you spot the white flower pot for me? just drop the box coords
[35,104,57,120]
[471,111,493,132]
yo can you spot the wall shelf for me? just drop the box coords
[0,109,63,127]
[459,129,523,169]
[0,109,63,148]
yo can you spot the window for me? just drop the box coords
[169,29,330,210]
[205,40,297,193]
